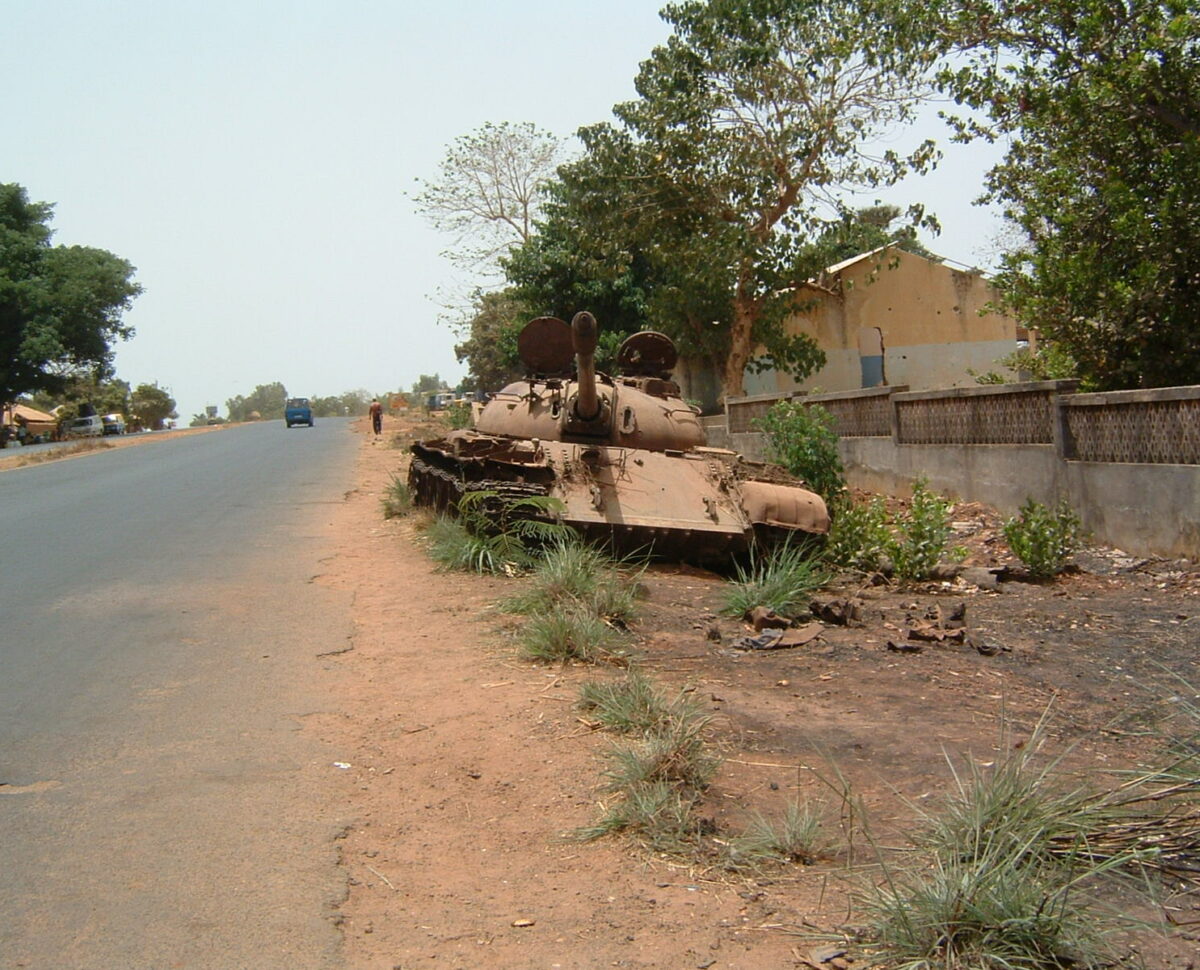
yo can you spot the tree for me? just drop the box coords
[226,382,288,422]
[410,374,443,396]
[414,121,564,276]
[0,183,141,405]
[892,0,1200,389]
[452,290,527,391]
[131,382,177,430]
[521,0,935,398]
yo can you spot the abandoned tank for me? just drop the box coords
[408,311,829,563]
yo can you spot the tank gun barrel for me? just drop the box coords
[571,311,600,420]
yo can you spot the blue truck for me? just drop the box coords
[284,398,314,428]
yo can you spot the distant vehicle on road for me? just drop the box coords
[284,398,314,428]
[66,415,104,438]
[102,414,126,436]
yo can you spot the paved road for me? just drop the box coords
[0,420,359,969]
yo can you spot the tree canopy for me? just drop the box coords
[887,0,1200,389]
[413,121,563,275]
[226,382,288,422]
[0,183,141,405]
[131,382,177,430]
[495,0,936,398]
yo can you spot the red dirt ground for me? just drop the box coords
[316,416,1199,970]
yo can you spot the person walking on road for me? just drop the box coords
[369,399,383,436]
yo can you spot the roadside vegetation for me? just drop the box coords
[394,447,1194,965]
[379,473,412,520]
[1003,498,1088,579]
[856,709,1200,968]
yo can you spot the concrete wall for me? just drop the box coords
[721,383,1200,561]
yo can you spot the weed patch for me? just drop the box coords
[888,478,956,580]
[424,490,570,575]
[730,800,826,866]
[518,604,630,665]
[824,495,891,572]
[1003,498,1086,579]
[856,710,1200,968]
[380,472,412,519]
[504,540,640,624]
[577,671,702,735]
[723,539,828,619]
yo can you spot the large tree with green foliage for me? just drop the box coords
[889,0,1200,389]
[451,290,528,391]
[131,382,177,430]
[582,0,936,397]
[0,183,141,405]
[226,382,288,422]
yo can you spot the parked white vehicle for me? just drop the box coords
[101,413,126,435]
[66,415,103,437]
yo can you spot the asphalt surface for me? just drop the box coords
[0,419,359,969]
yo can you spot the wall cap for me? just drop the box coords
[894,380,1079,403]
[1063,385,1200,407]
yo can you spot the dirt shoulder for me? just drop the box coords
[318,417,1200,970]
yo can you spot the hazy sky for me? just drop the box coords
[5,0,1004,421]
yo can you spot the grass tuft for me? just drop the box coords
[518,604,629,665]
[601,714,719,794]
[380,472,412,519]
[723,539,828,619]
[576,780,703,853]
[504,539,640,624]
[731,800,826,866]
[577,671,703,735]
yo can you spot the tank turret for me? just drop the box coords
[472,313,706,453]
[409,312,829,563]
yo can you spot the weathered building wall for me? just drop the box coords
[742,249,1023,397]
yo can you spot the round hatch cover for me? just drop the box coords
[518,317,574,375]
[617,331,677,377]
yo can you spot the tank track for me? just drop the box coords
[407,454,550,515]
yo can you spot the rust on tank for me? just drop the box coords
[408,312,829,564]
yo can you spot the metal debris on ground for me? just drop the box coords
[731,622,823,650]
[746,605,791,630]
[809,597,865,626]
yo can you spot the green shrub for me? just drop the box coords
[754,400,846,502]
[1003,498,1086,579]
[824,495,891,571]
[443,400,472,429]
[723,538,829,619]
[889,478,954,580]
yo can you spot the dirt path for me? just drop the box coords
[316,418,1200,970]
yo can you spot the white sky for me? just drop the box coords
[4,0,1005,421]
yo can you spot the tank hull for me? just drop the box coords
[408,432,829,564]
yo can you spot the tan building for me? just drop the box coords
[741,247,1026,396]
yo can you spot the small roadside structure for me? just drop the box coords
[1,404,58,445]
[743,246,1027,396]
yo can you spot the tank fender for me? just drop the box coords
[740,481,830,534]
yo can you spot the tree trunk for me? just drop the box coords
[721,274,760,401]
